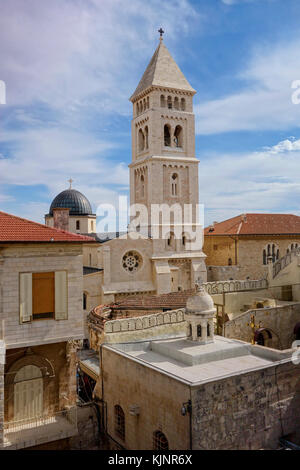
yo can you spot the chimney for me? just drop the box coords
[53,208,70,231]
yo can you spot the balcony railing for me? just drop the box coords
[3,407,77,449]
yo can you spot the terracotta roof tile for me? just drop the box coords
[0,211,96,243]
[204,213,300,236]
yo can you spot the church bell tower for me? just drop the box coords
[129,31,206,292]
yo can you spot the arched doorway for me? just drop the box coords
[14,365,43,421]
[255,328,272,346]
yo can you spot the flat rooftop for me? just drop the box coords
[105,335,292,386]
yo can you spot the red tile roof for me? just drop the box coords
[0,211,96,243]
[204,213,300,236]
[110,289,195,311]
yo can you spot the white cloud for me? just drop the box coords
[200,138,300,225]
[0,0,199,117]
[195,38,300,134]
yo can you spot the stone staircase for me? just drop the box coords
[272,247,300,278]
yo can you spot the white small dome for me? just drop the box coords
[186,288,215,316]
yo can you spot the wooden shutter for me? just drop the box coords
[55,271,68,320]
[19,273,32,323]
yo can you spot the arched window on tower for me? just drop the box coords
[167,96,172,109]
[140,174,145,198]
[144,126,149,149]
[181,98,186,111]
[138,129,145,152]
[136,103,139,115]
[171,173,178,196]
[160,95,165,107]
[164,125,171,147]
[147,96,150,109]
[167,231,175,250]
[174,125,183,148]
[174,97,179,110]
[76,220,80,231]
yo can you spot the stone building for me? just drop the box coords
[0,210,97,449]
[204,213,300,281]
[88,285,300,450]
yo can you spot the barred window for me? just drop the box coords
[114,405,125,441]
[153,430,169,450]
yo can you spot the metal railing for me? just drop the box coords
[4,406,77,433]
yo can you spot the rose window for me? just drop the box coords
[122,251,142,273]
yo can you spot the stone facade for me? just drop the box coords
[0,240,87,449]
[224,303,300,349]
[191,361,300,450]
[205,236,300,281]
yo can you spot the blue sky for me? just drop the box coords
[1,0,300,227]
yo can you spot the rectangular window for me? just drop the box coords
[20,271,68,323]
[32,272,55,320]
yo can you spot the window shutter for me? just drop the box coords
[55,271,68,320]
[20,273,32,323]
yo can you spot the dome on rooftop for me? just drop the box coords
[186,285,215,316]
[49,188,93,216]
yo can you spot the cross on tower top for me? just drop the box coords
[158,27,164,40]
[68,178,73,189]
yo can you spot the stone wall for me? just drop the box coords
[99,347,190,450]
[103,309,187,343]
[192,360,300,450]
[207,265,241,281]
[69,403,100,450]
[224,303,300,349]
[1,243,84,349]
[0,341,4,447]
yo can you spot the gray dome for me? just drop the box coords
[186,288,215,315]
[49,189,93,216]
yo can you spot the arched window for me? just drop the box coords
[138,129,145,152]
[182,234,186,246]
[83,293,87,310]
[263,249,267,265]
[160,95,165,107]
[164,125,171,146]
[136,103,139,115]
[228,258,232,266]
[141,174,145,198]
[171,173,178,196]
[181,98,186,111]
[207,324,210,337]
[174,125,183,148]
[197,325,202,337]
[174,97,179,110]
[167,96,172,109]
[76,220,80,231]
[153,430,169,450]
[143,98,146,111]
[114,405,125,441]
[167,232,175,250]
[147,96,149,109]
[144,126,149,149]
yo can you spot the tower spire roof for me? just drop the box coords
[130,40,196,101]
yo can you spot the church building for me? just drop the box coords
[99,35,207,303]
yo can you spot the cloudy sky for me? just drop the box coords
[1,0,300,227]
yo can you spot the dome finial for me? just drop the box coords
[68,178,73,189]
